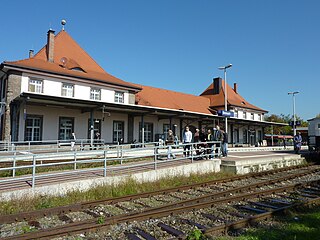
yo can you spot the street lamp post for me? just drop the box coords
[218,64,232,134]
[288,91,299,136]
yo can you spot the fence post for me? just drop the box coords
[120,145,123,165]
[154,145,157,170]
[56,140,59,153]
[117,143,120,158]
[74,151,77,170]
[191,143,194,163]
[32,155,36,188]
[28,141,31,153]
[12,151,17,177]
[104,150,107,177]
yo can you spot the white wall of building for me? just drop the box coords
[21,75,130,105]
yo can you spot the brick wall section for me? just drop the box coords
[4,72,22,141]
[46,30,55,62]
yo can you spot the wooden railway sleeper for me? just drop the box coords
[239,205,268,214]
[248,201,279,210]
[125,232,142,240]
[180,218,207,231]
[135,228,157,240]
[157,222,185,237]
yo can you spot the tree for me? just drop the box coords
[264,114,307,135]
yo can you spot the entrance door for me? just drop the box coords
[87,119,102,139]
[249,130,256,146]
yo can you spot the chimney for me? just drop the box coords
[212,77,222,95]
[233,83,238,94]
[46,29,55,62]
[29,49,34,58]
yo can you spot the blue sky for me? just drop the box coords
[1,0,319,120]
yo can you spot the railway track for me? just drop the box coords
[1,164,320,239]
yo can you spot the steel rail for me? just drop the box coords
[2,175,320,239]
[3,179,320,240]
[0,164,313,224]
[203,197,320,236]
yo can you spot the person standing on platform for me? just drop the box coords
[183,126,193,157]
[294,132,302,154]
[194,128,200,156]
[166,129,176,159]
[220,128,228,157]
[70,132,76,151]
[207,129,214,159]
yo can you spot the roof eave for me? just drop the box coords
[3,62,142,92]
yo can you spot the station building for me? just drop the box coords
[0,28,273,146]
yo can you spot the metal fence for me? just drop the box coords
[0,141,221,188]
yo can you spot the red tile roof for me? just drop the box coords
[4,30,141,90]
[200,79,267,112]
[134,84,213,115]
[2,29,267,116]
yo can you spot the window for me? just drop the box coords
[250,113,254,120]
[59,117,74,140]
[234,129,239,143]
[258,114,262,121]
[163,124,170,140]
[113,121,124,143]
[243,129,248,144]
[90,88,101,100]
[243,112,247,119]
[258,130,262,142]
[115,91,124,103]
[62,83,74,97]
[234,111,238,118]
[139,122,153,142]
[28,78,43,93]
[24,115,43,141]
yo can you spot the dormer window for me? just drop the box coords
[70,67,85,73]
[115,91,124,103]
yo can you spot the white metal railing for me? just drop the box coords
[0,141,221,188]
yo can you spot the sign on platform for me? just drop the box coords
[217,110,234,117]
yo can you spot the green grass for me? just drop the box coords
[0,157,153,178]
[215,204,320,240]
[0,171,233,215]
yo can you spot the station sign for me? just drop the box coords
[217,110,234,117]
[289,121,301,127]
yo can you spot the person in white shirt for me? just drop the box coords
[183,126,193,157]
[70,132,76,151]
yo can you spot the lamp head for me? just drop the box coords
[218,64,232,70]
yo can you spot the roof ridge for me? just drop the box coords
[57,31,106,73]
[135,83,209,99]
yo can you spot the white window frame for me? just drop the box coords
[25,115,43,141]
[90,88,101,100]
[114,91,124,103]
[62,83,74,97]
[28,78,43,93]
[113,121,124,143]
[258,114,262,121]
[243,112,247,119]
